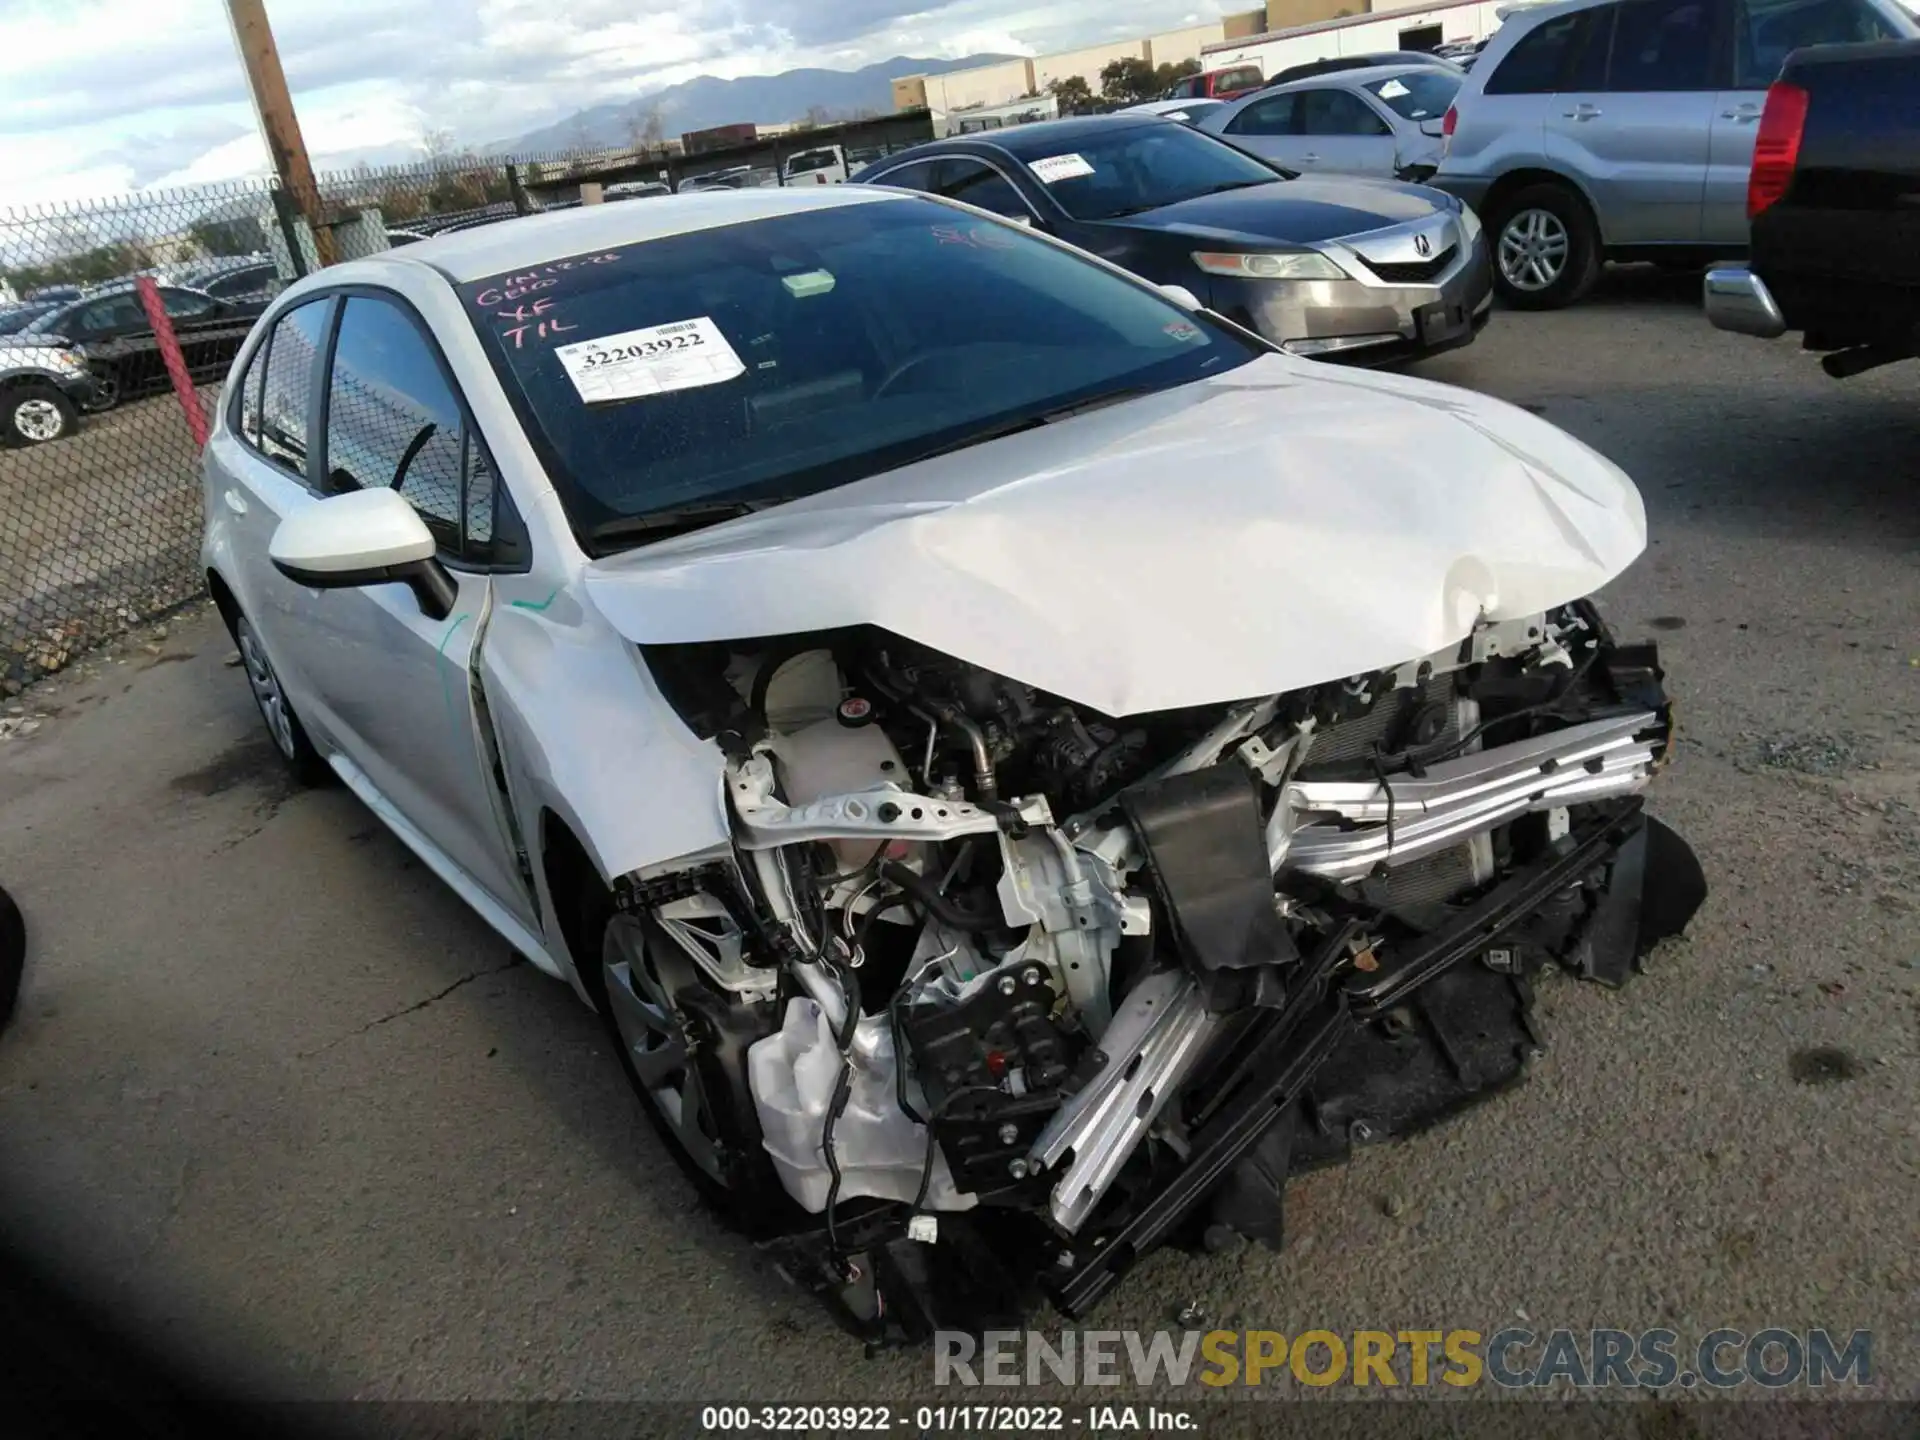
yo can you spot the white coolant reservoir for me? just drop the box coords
[769,715,921,871]
[748,996,976,1213]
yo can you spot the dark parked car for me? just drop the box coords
[178,261,284,314]
[1266,51,1465,87]
[19,284,256,410]
[0,302,58,336]
[1705,38,1920,378]
[850,114,1491,363]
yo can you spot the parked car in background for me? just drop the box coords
[1435,0,1917,307]
[179,260,284,315]
[605,180,673,201]
[1267,51,1465,87]
[201,185,1698,1342]
[783,145,851,185]
[1705,37,1920,378]
[1,335,99,446]
[0,302,58,336]
[24,284,84,303]
[1159,62,1268,100]
[1121,98,1228,124]
[680,167,758,192]
[19,283,258,410]
[851,115,1491,363]
[1196,63,1463,179]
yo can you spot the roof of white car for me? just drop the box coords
[377,186,896,283]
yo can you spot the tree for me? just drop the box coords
[625,105,666,154]
[1156,58,1202,88]
[188,214,268,258]
[1098,56,1159,104]
[1047,75,1094,115]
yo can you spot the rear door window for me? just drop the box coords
[1227,93,1300,135]
[1605,0,1717,90]
[1297,88,1392,134]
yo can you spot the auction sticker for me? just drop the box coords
[1030,153,1095,184]
[554,317,745,403]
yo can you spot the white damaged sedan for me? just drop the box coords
[201,185,1704,1339]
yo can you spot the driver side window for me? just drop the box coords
[321,295,468,554]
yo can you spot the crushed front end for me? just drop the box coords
[628,600,1705,1342]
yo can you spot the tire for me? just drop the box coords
[2,383,78,448]
[594,903,793,1237]
[0,883,23,1035]
[1489,182,1601,310]
[233,613,329,785]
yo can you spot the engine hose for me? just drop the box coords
[878,860,1001,932]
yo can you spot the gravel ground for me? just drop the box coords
[0,269,1915,1430]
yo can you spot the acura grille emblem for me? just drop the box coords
[1413,233,1432,257]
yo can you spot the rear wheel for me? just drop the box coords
[2,383,77,447]
[1490,182,1601,310]
[234,613,328,784]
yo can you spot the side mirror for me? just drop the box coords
[1159,283,1204,311]
[269,487,456,620]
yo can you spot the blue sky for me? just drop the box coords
[0,0,1227,206]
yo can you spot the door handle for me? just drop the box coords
[1301,152,1322,162]
[1562,103,1603,120]
[1719,105,1761,121]
[222,488,249,516]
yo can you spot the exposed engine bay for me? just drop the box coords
[624,601,1706,1343]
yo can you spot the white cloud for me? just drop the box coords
[0,0,1237,206]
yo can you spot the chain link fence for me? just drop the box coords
[0,145,658,691]
[0,122,937,691]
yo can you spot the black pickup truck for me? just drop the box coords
[1704,38,1920,379]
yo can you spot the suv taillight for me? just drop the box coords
[1441,104,1458,137]
[1747,81,1808,219]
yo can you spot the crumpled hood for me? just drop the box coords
[584,354,1645,716]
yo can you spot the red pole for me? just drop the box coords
[134,275,210,448]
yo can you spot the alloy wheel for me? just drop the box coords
[237,620,297,760]
[604,917,726,1184]
[12,398,65,443]
[1497,208,1570,293]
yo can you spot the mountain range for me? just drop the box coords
[494,54,1018,154]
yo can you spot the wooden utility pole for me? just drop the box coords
[223,0,336,265]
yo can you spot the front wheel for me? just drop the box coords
[1490,182,1601,310]
[2,383,78,447]
[598,905,789,1234]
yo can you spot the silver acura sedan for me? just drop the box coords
[202,185,1702,1340]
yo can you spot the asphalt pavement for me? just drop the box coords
[0,269,1916,1420]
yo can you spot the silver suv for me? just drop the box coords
[1434,0,1916,307]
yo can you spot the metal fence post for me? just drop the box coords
[505,163,533,216]
[269,183,310,277]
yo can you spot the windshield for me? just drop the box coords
[1018,122,1284,221]
[1362,71,1460,122]
[0,305,52,336]
[461,196,1256,545]
[1213,65,1263,91]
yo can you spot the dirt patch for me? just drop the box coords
[1789,1046,1865,1085]
[169,738,291,801]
